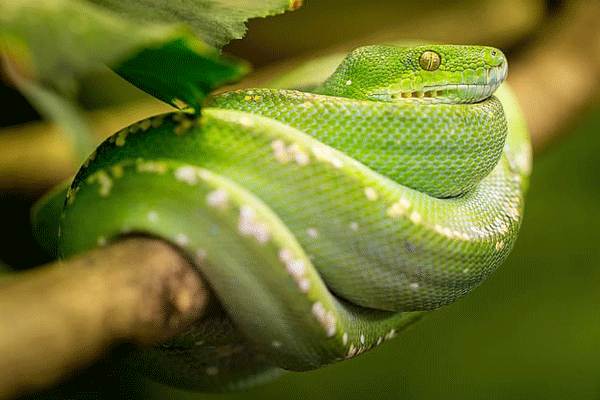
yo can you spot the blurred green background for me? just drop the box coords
[3,0,600,399]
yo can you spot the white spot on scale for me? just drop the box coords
[298,277,311,293]
[349,222,359,231]
[385,328,396,340]
[329,156,342,168]
[252,223,270,243]
[115,130,128,147]
[345,80,352,86]
[495,240,504,251]
[360,334,365,344]
[287,259,306,278]
[376,336,383,346]
[311,146,342,168]
[271,139,285,151]
[271,139,292,163]
[139,119,152,131]
[97,236,107,246]
[95,171,112,197]
[238,205,271,243]
[364,187,378,201]
[311,302,326,320]
[293,149,310,166]
[271,340,282,348]
[196,248,207,262]
[279,248,311,291]
[409,211,422,225]
[342,333,348,345]
[307,228,319,238]
[147,211,159,223]
[288,144,310,166]
[347,344,357,358]
[387,198,411,217]
[238,115,253,127]
[206,189,229,208]
[174,166,198,185]
[279,249,293,264]
[176,233,189,246]
[136,161,167,174]
[409,282,420,290]
[271,140,311,166]
[311,302,337,337]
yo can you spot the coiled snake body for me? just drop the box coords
[43,45,531,391]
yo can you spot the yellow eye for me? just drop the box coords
[419,50,441,71]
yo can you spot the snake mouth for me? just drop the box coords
[383,62,507,104]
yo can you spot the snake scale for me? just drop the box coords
[34,44,531,391]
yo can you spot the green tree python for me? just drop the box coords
[32,44,531,391]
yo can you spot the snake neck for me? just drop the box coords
[208,88,507,199]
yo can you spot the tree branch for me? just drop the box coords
[0,237,208,400]
[508,0,600,152]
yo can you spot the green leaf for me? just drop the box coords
[0,0,276,159]
[0,0,180,99]
[2,55,96,163]
[87,0,303,49]
[113,36,248,111]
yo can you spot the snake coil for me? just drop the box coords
[40,44,531,391]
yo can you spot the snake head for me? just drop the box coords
[319,44,507,104]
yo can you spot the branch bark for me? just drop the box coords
[0,237,208,400]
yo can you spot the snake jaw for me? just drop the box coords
[382,62,508,104]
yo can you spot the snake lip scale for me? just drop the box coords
[382,63,507,103]
[34,44,530,391]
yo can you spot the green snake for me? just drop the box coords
[32,44,531,391]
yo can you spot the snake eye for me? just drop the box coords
[419,50,441,71]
